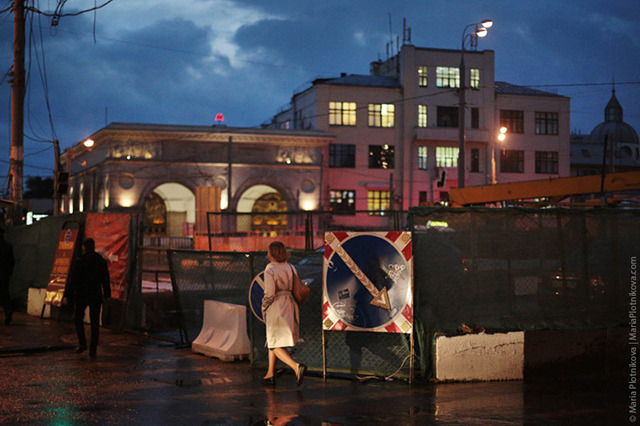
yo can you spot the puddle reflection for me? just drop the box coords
[262,388,302,425]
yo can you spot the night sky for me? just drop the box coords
[1,0,639,189]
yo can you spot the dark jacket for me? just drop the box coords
[0,240,14,284]
[66,251,111,305]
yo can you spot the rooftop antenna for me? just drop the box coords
[402,18,412,44]
[612,75,616,94]
[388,13,394,56]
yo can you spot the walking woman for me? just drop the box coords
[261,241,306,386]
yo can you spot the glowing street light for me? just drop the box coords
[83,138,95,148]
[492,127,508,184]
[498,126,507,142]
[481,19,493,29]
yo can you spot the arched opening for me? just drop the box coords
[144,183,195,237]
[236,184,288,232]
[145,193,167,236]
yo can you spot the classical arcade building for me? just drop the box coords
[60,123,332,238]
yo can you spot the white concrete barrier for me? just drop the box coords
[434,331,524,381]
[27,288,50,318]
[192,300,251,362]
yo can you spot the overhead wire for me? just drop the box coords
[23,0,54,144]
[1,0,118,182]
[25,0,115,21]
[32,1,58,142]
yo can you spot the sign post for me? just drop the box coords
[44,227,80,313]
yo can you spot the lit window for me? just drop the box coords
[329,190,356,213]
[500,150,525,173]
[367,190,390,216]
[436,66,459,88]
[418,105,428,128]
[535,112,558,135]
[369,145,394,169]
[418,146,428,170]
[436,147,459,168]
[470,68,480,89]
[329,102,356,126]
[418,66,428,87]
[535,151,558,174]
[368,103,395,127]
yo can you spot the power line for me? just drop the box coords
[25,0,115,22]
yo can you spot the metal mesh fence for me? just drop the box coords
[166,248,412,378]
[203,210,408,252]
[410,207,637,333]
[167,250,256,343]
[163,207,638,380]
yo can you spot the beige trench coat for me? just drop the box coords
[262,261,300,348]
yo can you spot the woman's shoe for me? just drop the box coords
[262,376,276,386]
[296,364,307,387]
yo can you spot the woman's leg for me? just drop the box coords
[264,349,278,379]
[271,347,299,372]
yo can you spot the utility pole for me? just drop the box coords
[10,0,25,205]
[53,139,60,215]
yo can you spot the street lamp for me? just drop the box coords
[457,19,493,189]
[492,126,507,184]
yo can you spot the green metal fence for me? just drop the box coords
[167,207,637,379]
[409,207,635,334]
[9,206,636,380]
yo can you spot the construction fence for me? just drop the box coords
[7,207,637,379]
[163,207,637,379]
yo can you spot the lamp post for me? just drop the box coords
[492,126,507,184]
[457,19,493,189]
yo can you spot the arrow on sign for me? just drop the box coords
[327,235,391,310]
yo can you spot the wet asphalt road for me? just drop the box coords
[0,312,631,425]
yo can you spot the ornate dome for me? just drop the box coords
[589,89,639,164]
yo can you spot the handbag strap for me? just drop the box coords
[288,263,295,291]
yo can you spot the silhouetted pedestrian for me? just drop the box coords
[64,238,110,359]
[0,228,15,325]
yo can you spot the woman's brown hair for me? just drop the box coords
[268,241,289,263]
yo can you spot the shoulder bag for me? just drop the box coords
[289,264,310,306]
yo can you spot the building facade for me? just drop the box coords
[270,44,571,209]
[60,123,332,236]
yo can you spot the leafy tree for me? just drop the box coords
[24,176,53,199]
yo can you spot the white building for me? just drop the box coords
[270,44,570,209]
